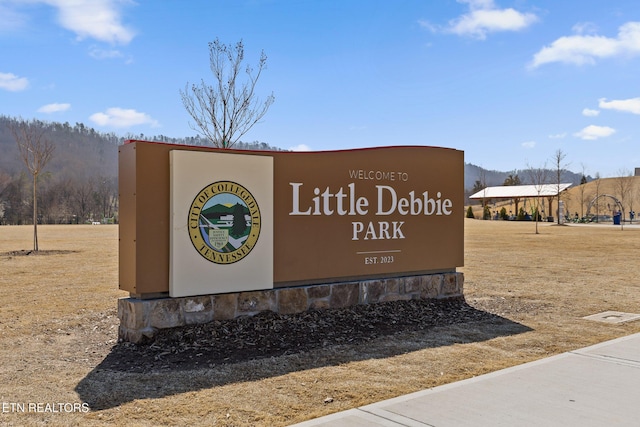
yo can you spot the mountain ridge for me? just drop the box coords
[1,116,593,190]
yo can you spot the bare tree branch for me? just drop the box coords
[552,149,569,224]
[577,163,588,219]
[526,162,548,234]
[614,168,634,229]
[9,119,55,251]
[180,39,275,148]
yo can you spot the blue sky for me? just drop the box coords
[2,0,640,177]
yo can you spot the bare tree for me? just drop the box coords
[472,168,490,219]
[93,176,118,221]
[10,119,55,250]
[633,177,640,224]
[552,149,569,224]
[577,163,589,220]
[180,39,275,148]
[593,172,602,222]
[72,180,95,224]
[614,168,634,229]
[0,171,11,225]
[526,162,548,234]
[0,171,11,199]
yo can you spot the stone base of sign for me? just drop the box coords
[118,272,464,343]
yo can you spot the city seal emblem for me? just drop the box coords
[188,181,261,264]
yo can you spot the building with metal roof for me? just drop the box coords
[469,183,572,200]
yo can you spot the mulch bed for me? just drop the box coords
[100,298,504,373]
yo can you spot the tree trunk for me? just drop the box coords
[33,174,38,251]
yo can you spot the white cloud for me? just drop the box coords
[290,144,311,152]
[1,1,135,45]
[37,103,71,113]
[417,19,438,34]
[40,0,135,44]
[572,22,598,35]
[598,97,640,115]
[548,132,567,139]
[90,108,159,128]
[582,108,600,117]
[89,47,124,60]
[445,0,538,40]
[531,22,640,68]
[521,140,536,149]
[0,4,28,33]
[0,72,29,91]
[574,125,616,140]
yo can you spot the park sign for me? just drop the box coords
[118,141,464,298]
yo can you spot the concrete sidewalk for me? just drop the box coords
[290,333,640,426]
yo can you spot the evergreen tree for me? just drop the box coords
[466,206,475,219]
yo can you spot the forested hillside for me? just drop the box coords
[0,116,283,225]
[0,115,593,226]
[464,163,589,191]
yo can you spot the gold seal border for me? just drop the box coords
[188,181,261,265]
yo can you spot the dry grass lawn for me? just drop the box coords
[1,221,639,426]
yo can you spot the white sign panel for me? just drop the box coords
[170,150,274,297]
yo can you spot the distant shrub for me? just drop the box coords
[466,206,475,219]
[500,207,508,220]
[483,205,491,220]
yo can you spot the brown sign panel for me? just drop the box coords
[119,141,463,297]
[272,146,463,286]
